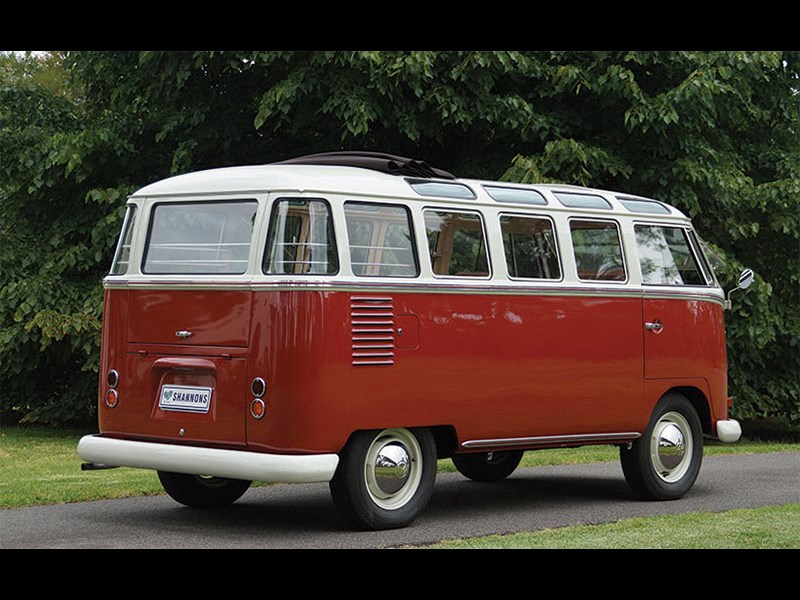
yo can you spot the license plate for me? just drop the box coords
[159,385,212,413]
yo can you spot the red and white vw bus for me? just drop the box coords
[78,151,747,530]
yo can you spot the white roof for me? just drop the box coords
[131,163,687,219]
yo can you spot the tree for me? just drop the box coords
[1,51,797,426]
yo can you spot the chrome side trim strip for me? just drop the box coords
[461,432,642,449]
[104,279,726,307]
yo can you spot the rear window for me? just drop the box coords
[143,201,257,274]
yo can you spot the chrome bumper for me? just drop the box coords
[77,435,339,483]
[715,419,742,443]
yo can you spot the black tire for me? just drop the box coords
[329,427,436,530]
[157,471,251,508]
[620,393,703,501]
[452,450,524,482]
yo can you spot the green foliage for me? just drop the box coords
[1,51,797,426]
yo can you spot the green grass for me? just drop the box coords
[422,504,800,549]
[1,425,796,510]
[0,427,163,508]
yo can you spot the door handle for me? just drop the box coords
[645,321,664,333]
[175,330,193,339]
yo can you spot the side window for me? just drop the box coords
[264,198,338,275]
[110,205,137,275]
[424,210,489,277]
[344,202,418,277]
[570,220,626,282]
[500,215,561,280]
[635,225,706,285]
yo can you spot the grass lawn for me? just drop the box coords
[422,503,800,549]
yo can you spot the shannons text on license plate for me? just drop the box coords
[159,385,212,413]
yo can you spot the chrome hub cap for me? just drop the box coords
[365,429,422,510]
[373,443,411,495]
[650,411,693,482]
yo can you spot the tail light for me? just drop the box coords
[105,369,119,408]
[250,377,266,419]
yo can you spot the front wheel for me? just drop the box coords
[620,393,703,500]
[330,427,436,530]
[452,450,524,482]
[157,471,251,508]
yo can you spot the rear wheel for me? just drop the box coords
[620,393,703,500]
[157,471,251,508]
[452,450,524,482]
[330,427,436,530]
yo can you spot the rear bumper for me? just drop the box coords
[715,419,742,443]
[77,435,339,483]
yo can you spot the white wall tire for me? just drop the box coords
[330,427,436,530]
[620,393,703,500]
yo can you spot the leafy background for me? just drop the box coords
[1,51,797,428]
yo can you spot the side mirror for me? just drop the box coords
[737,268,754,290]
[725,268,755,309]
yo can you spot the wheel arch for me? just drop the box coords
[666,386,711,436]
[431,424,458,459]
[339,424,458,459]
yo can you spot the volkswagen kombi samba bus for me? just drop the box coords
[78,151,747,530]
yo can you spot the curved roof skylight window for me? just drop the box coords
[484,185,547,205]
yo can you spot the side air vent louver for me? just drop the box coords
[351,296,395,366]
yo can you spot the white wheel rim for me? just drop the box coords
[364,428,422,510]
[650,411,693,483]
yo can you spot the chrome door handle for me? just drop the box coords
[175,330,193,339]
[645,321,664,333]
